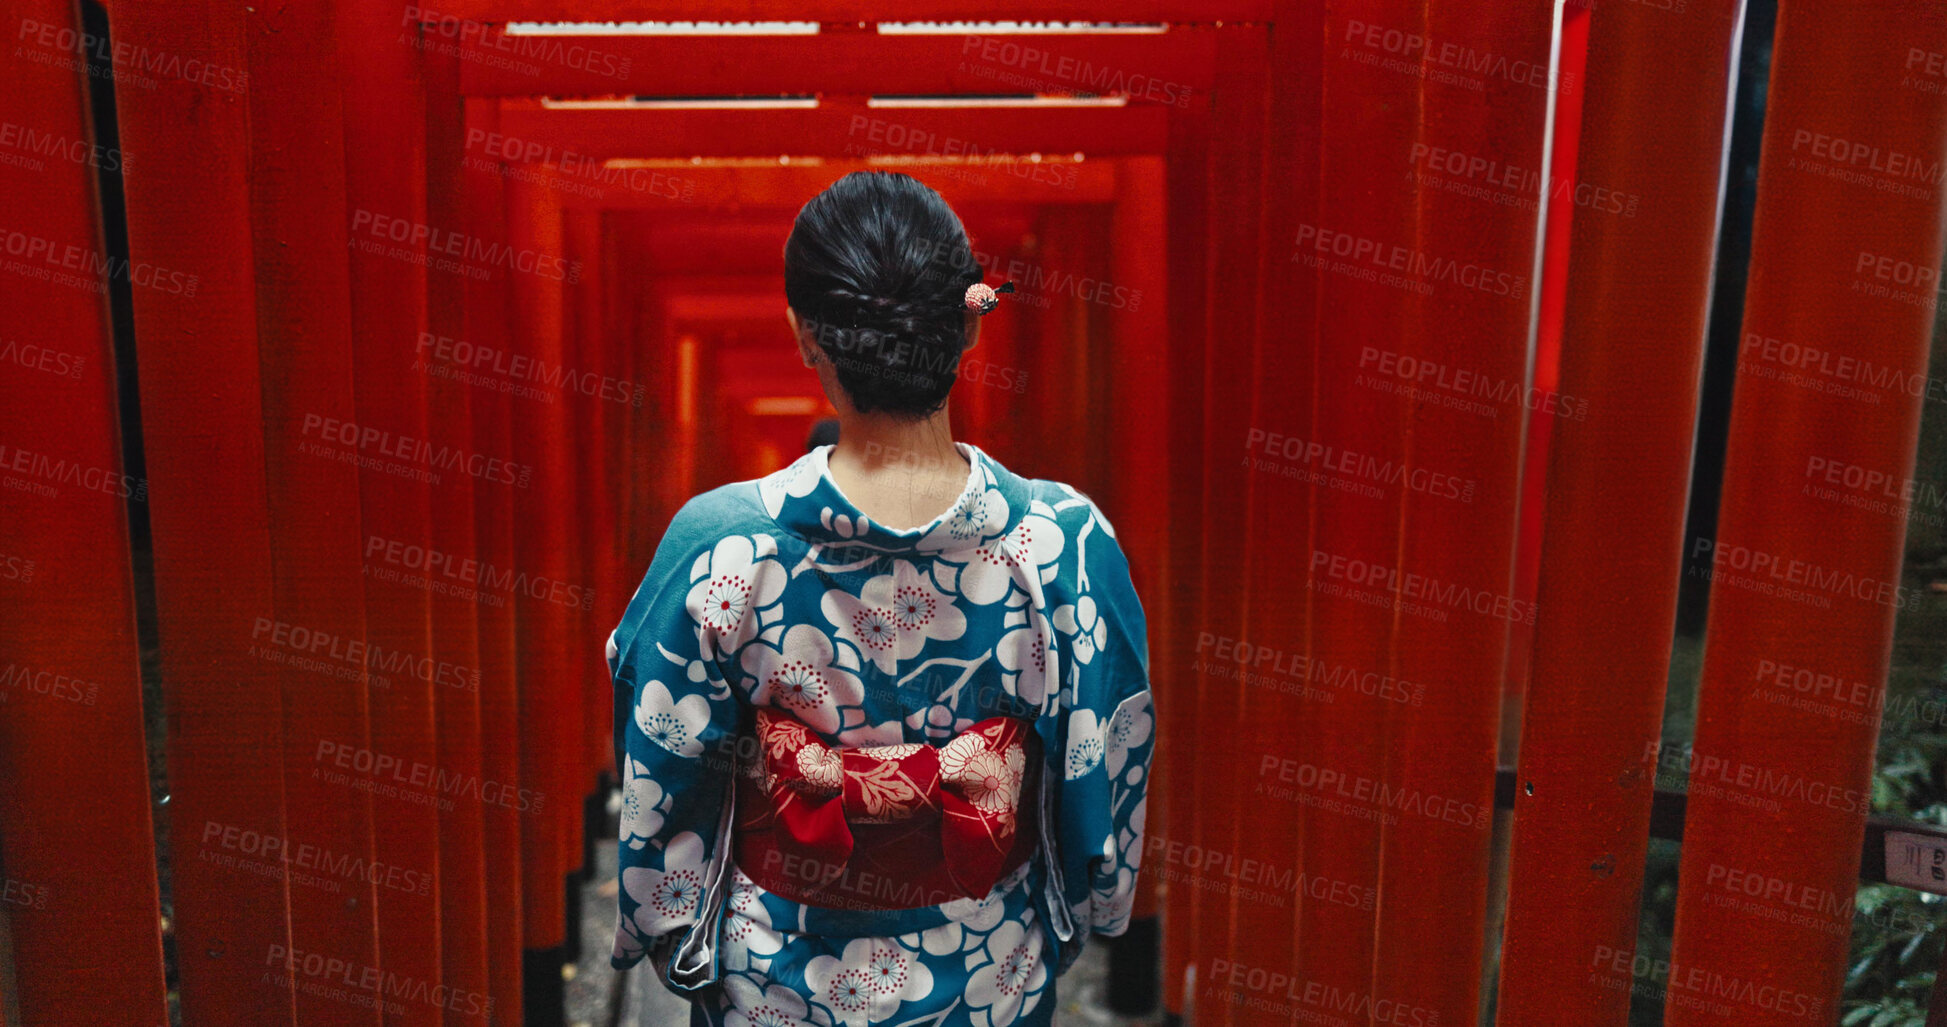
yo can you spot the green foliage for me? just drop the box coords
[1842,884,1939,1027]
[1637,593,1947,1027]
[1841,584,1947,1025]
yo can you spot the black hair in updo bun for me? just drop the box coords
[784,171,984,420]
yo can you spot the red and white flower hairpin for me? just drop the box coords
[963,281,1017,315]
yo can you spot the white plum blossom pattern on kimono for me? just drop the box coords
[608,441,1153,1026]
[916,474,1010,554]
[1063,709,1105,780]
[1092,793,1147,935]
[622,831,709,937]
[922,882,1011,957]
[963,919,1048,1027]
[803,938,936,1027]
[619,756,666,850]
[721,871,785,974]
[821,558,967,676]
[951,510,1065,606]
[722,975,818,1027]
[655,632,726,701]
[688,533,789,659]
[1104,689,1153,781]
[993,608,1054,713]
[1051,594,1107,666]
[636,679,712,759]
[612,912,646,966]
[740,623,866,735]
[759,456,822,518]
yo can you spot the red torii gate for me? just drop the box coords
[1,2,1943,1026]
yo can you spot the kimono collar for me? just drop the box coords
[758,440,1031,554]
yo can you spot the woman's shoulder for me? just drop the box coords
[665,479,772,536]
[1020,475,1119,541]
[1012,475,1137,607]
[638,481,779,581]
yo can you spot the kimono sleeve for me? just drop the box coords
[1052,493,1155,942]
[606,497,743,971]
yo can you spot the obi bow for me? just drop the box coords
[755,708,1032,901]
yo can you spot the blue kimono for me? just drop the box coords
[607,441,1154,1027]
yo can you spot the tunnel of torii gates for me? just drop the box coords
[2,1,1945,1025]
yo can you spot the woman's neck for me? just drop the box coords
[825,405,970,529]
[830,405,963,476]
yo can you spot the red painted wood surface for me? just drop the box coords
[31,8,1947,1027]
[506,175,579,951]
[1018,203,1095,488]
[1157,59,1211,1015]
[0,2,169,1023]
[550,166,1117,220]
[460,95,531,1015]
[1189,27,1270,1027]
[456,26,1217,99]
[1668,2,1947,1023]
[439,0,1271,23]
[1288,1,1422,1017]
[1107,155,1171,927]
[569,209,618,806]
[1370,0,1550,1018]
[493,101,1169,163]
[108,1,299,1022]
[1502,2,1589,726]
[1495,1,1744,1022]
[421,33,496,1026]
[560,203,604,894]
[339,0,448,1018]
[1251,2,1321,1016]
[241,2,389,1020]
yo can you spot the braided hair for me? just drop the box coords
[784,171,985,420]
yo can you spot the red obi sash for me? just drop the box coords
[733,710,1039,910]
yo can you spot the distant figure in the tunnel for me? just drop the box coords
[607,170,1152,1027]
[805,416,840,451]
